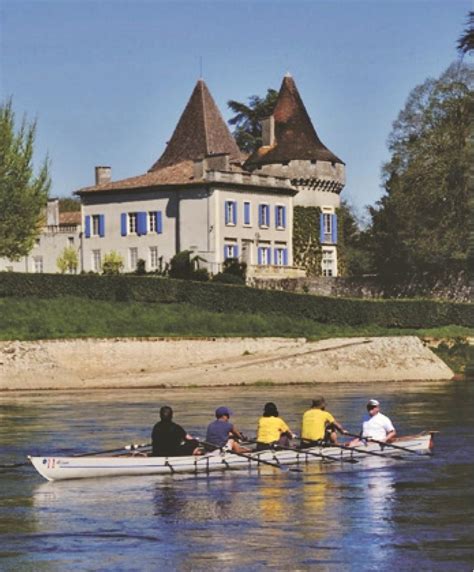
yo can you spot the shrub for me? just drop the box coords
[102,251,124,275]
[0,272,472,329]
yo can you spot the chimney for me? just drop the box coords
[95,166,111,185]
[46,198,59,227]
[205,153,230,172]
[261,116,275,146]
[193,158,205,180]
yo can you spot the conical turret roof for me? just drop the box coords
[246,74,343,168]
[149,79,242,171]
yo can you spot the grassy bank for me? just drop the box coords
[1,296,472,341]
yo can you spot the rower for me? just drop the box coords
[151,406,202,457]
[300,397,347,447]
[256,402,294,451]
[350,399,397,445]
[205,407,251,453]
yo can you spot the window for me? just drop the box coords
[33,256,43,273]
[274,248,288,266]
[224,243,238,259]
[149,212,156,233]
[259,204,270,227]
[320,213,337,244]
[92,215,100,236]
[225,201,237,225]
[243,202,251,226]
[129,247,138,270]
[92,250,101,272]
[275,205,286,229]
[68,236,74,246]
[149,246,159,269]
[85,214,104,238]
[322,249,334,277]
[258,246,271,265]
[128,213,138,234]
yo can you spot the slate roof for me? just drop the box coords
[245,74,344,168]
[149,79,242,170]
[77,80,243,194]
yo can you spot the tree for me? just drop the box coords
[56,246,78,274]
[458,11,474,55]
[337,201,374,276]
[227,89,278,153]
[369,62,473,279]
[168,250,209,281]
[102,251,124,275]
[58,197,80,212]
[0,99,50,260]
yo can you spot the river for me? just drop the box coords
[1,381,473,571]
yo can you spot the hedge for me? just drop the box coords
[0,272,472,329]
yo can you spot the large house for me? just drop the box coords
[1,75,345,278]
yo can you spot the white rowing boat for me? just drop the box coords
[28,433,434,481]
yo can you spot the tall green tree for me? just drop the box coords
[227,89,278,153]
[458,11,474,55]
[0,99,50,260]
[369,62,473,279]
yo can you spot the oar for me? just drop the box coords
[327,441,405,461]
[343,432,426,456]
[198,440,302,473]
[74,442,151,457]
[245,438,359,464]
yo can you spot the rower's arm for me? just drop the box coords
[333,419,348,435]
[385,429,396,443]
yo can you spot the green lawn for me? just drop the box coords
[1,296,472,341]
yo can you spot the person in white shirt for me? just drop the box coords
[351,399,397,445]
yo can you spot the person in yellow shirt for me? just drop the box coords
[301,397,347,447]
[256,402,294,450]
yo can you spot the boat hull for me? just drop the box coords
[28,433,433,481]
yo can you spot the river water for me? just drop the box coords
[0,381,473,571]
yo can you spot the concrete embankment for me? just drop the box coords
[0,336,454,391]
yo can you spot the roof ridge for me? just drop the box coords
[200,80,210,156]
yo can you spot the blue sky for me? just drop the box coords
[1,0,471,216]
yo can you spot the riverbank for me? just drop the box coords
[0,336,454,391]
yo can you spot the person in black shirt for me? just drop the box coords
[151,406,201,457]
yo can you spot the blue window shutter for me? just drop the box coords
[332,214,338,244]
[244,202,250,225]
[267,247,271,264]
[99,214,105,237]
[225,202,229,225]
[121,213,127,236]
[137,212,147,236]
[258,206,263,226]
[320,213,325,243]
[224,245,228,260]
[157,211,163,234]
[258,247,262,265]
[274,249,278,265]
[275,206,279,227]
[282,206,286,228]
[234,245,239,259]
[266,205,270,226]
[232,201,237,224]
[85,216,91,238]
[283,249,288,266]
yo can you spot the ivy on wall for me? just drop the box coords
[293,206,322,276]
[335,206,347,277]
